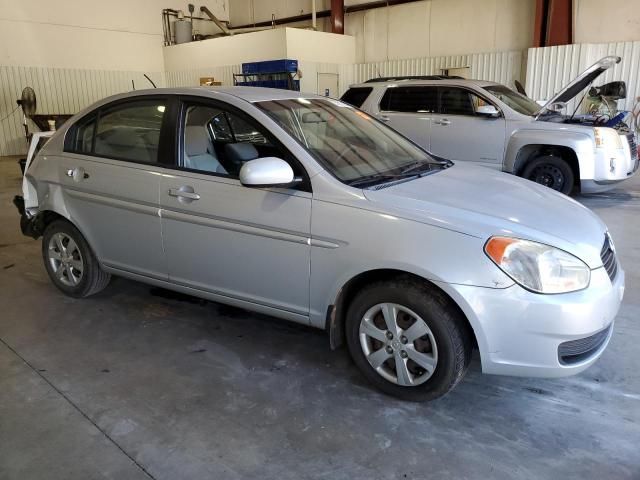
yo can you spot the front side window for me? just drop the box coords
[182,103,291,178]
[439,87,475,115]
[483,85,541,116]
[439,88,500,117]
[93,101,166,163]
[380,86,438,113]
[257,98,448,186]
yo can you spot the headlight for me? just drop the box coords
[594,127,622,149]
[485,237,590,294]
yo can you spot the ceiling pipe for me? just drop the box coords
[231,0,422,30]
[200,5,231,35]
[312,0,317,30]
[330,0,344,34]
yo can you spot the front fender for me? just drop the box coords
[504,129,595,177]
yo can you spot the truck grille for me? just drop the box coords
[600,233,618,281]
[558,325,612,365]
[627,133,638,174]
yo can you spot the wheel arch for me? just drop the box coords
[513,144,580,188]
[326,268,478,353]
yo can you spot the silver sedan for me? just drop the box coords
[15,87,624,401]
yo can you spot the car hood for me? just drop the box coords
[535,56,621,118]
[363,165,607,268]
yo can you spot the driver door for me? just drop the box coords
[429,86,506,168]
[159,99,312,319]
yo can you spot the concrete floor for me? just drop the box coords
[1,155,639,480]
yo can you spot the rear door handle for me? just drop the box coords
[435,119,451,126]
[378,115,390,122]
[168,186,200,202]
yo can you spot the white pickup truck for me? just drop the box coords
[342,56,639,195]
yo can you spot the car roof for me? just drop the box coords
[96,86,321,105]
[348,79,502,89]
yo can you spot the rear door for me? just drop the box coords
[374,86,437,151]
[58,97,171,279]
[159,98,312,319]
[429,86,505,168]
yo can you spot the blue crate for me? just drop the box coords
[242,59,298,75]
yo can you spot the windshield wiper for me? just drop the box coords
[347,172,421,188]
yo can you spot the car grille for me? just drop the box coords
[600,233,618,281]
[558,325,612,365]
[626,132,638,174]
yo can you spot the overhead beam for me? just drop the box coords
[534,0,573,47]
[331,0,345,34]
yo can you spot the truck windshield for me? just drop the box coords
[256,98,448,186]
[484,85,541,116]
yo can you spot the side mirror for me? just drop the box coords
[239,157,295,188]
[476,105,500,118]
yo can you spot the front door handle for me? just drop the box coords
[434,119,451,126]
[378,115,390,122]
[168,186,200,202]
[66,167,89,182]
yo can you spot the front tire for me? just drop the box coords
[522,155,575,195]
[345,278,472,401]
[42,220,111,298]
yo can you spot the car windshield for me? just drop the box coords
[255,98,448,186]
[483,85,541,116]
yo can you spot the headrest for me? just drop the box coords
[185,126,210,156]
[224,142,259,164]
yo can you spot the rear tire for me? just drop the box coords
[345,278,472,402]
[522,155,575,195]
[42,220,111,298]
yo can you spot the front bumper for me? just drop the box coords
[437,265,624,378]
[581,138,639,193]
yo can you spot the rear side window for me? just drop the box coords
[380,86,438,113]
[340,87,373,108]
[68,115,97,153]
[65,100,166,163]
[94,102,166,163]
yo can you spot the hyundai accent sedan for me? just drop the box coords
[15,87,624,401]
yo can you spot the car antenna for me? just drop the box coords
[144,74,157,88]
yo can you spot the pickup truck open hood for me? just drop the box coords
[363,165,607,269]
[535,56,621,119]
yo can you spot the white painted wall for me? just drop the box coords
[163,27,355,71]
[229,0,535,63]
[0,0,228,155]
[0,0,229,71]
[164,28,288,72]
[574,0,640,44]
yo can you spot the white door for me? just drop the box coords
[318,73,339,98]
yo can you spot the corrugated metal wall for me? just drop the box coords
[340,50,524,94]
[525,41,640,112]
[0,67,165,156]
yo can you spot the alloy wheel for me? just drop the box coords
[48,232,84,287]
[359,303,438,386]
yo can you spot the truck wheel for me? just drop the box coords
[522,156,575,195]
[42,220,111,298]
[345,278,472,402]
